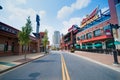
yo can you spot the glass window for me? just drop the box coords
[4,42,8,52]
[94,42,102,49]
[0,44,4,51]
[103,25,111,31]
[81,35,85,40]
[115,0,120,4]
[86,32,92,39]
[82,44,86,49]
[86,43,93,49]
[77,36,80,40]
[93,29,101,37]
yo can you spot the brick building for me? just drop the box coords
[60,0,120,54]
[76,0,120,54]
[60,25,80,50]
[0,22,38,56]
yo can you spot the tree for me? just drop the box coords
[42,29,49,53]
[18,16,32,60]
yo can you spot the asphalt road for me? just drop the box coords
[0,51,120,80]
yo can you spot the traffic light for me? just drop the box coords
[110,23,120,29]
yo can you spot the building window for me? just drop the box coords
[115,0,120,4]
[4,42,8,52]
[103,25,111,32]
[94,42,102,49]
[93,29,101,37]
[82,44,86,49]
[0,44,4,51]
[81,35,86,40]
[12,42,14,52]
[86,43,93,49]
[86,32,92,39]
[77,36,81,40]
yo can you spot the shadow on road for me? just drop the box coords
[29,72,40,80]
[5,72,41,80]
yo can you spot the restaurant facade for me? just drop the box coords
[60,25,80,50]
[76,0,120,54]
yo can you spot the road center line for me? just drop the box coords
[61,54,70,80]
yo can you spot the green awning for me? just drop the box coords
[94,43,102,47]
[86,45,93,47]
[108,40,120,46]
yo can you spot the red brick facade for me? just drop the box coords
[0,22,38,56]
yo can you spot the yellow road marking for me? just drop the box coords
[61,54,70,80]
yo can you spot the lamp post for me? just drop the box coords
[110,23,120,64]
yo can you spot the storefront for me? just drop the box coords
[62,25,80,50]
[76,0,120,54]
[0,22,38,56]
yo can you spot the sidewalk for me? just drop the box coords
[0,53,45,73]
[74,51,120,72]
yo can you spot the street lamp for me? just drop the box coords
[110,23,120,64]
[0,6,3,10]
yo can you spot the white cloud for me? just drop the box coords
[57,6,74,19]
[16,0,27,4]
[57,0,91,19]
[38,10,46,19]
[7,0,27,5]
[1,0,50,42]
[40,25,55,45]
[61,17,82,34]
[4,0,46,33]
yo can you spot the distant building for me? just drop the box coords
[60,25,80,50]
[39,32,50,52]
[52,31,60,48]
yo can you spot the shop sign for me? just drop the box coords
[105,29,111,36]
[68,25,78,34]
[80,7,99,28]
[0,25,17,34]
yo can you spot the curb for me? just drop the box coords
[68,52,120,73]
[0,54,46,74]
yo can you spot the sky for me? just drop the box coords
[0,0,109,45]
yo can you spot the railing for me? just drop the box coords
[75,48,120,56]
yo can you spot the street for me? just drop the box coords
[0,51,120,80]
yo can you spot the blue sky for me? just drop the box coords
[0,0,109,44]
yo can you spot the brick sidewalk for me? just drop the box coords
[74,51,120,68]
[0,53,45,73]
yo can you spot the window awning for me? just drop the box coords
[108,40,120,46]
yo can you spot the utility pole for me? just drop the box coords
[110,23,120,64]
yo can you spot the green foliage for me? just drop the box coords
[18,16,32,46]
[18,16,32,60]
[42,29,48,51]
